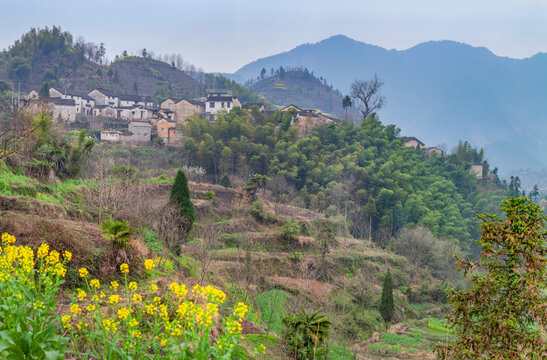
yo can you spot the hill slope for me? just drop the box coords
[234,35,547,174]
[250,70,346,115]
[0,27,203,98]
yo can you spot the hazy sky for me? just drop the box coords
[1,0,546,73]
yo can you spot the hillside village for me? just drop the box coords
[23,86,345,145]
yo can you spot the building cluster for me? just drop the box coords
[25,87,343,145]
[25,88,246,145]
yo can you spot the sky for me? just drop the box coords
[1,0,546,73]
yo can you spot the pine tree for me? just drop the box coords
[379,270,394,330]
[170,170,195,232]
[219,173,231,188]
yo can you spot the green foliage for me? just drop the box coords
[169,170,195,232]
[280,220,300,243]
[181,109,505,251]
[205,190,216,203]
[219,173,231,188]
[143,229,163,253]
[112,165,137,181]
[100,219,133,249]
[379,271,394,329]
[250,199,277,223]
[437,197,547,359]
[256,290,289,334]
[282,308,332,360]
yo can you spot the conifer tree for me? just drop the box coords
[379,270,394,330]
[219,173,231,188]
[170,170,195,232]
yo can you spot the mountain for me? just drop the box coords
[0,27,202,98]
[249,69,348,115]
[234,35,547,174]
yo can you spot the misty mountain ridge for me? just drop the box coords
[234,35,547,176]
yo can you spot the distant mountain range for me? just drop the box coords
[233,35,547,175]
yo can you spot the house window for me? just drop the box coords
[210,102,215,108]
[227,102,231,108]
[221,102,225,108]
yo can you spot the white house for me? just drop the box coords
[49,98,77,123]
[128,122,152,143]
[88,88,120,107]
[100,130,121,142]
[118,94,153,108]
[49,87,95,115]
[118,106,152,120]
[93,105,117,118]
[205,90,241,114]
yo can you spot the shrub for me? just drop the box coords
[250,199,277,223]
[206,190,216,204]
[280,220,300,243]
[100,219,133,249]
[0,233,69,359]
[219,173,231,188]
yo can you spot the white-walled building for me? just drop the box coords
[49,88,96,115]
[205,90,241,114]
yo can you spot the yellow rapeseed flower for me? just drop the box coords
[144,258,155,270]
[78,267,89,278]
[77,289,87,301]
[90,279,100,289]
[132,294,142,303]
[117,307,131,320]
[129,281,137,291]
[109,295,120,305]
[110,281,119,291]
[120,263,129,274]
[37,243,49,258]
[70,303,82,316]
[63,250,72,262]
[149,284,158,293]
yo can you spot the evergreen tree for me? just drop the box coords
[39,81,50,99]
[379,270,394,330]
[170,170,195,232]
[219,173,231,188]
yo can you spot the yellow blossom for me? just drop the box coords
[78,267,89,278]
[144,258,155,270]
[120,263,129,274]
[63,250,72,262]
[149,284,158,293]
[117,307,131,320]
[70,303,82,316]
[110,281,119,290]
[90,279,100,288]
[132,294,142,303]
[37,243,49,258]
[129,281,137,291]
[109,295,120,305]
[77,289,87,301]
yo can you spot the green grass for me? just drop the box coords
[381,333,426,347]
[256,290,289,335]
[327,342,356,360]
[143,229,163,252]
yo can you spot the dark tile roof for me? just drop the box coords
[50,98,76,106]
[403,136,425,145]
[206,96,233,102]
[185,99,205,106]
[119,94,152,102]
[94,105,113,109]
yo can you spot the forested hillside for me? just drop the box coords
[249,68,347,115]
[182,107,507,253]
[0,27,202,97]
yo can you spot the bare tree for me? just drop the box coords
[394,226,435,277]
[189,214,220,282]
[350,75,386,119]
[0,102,36,160]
